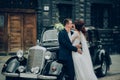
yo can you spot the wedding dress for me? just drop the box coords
[71,31,98,80]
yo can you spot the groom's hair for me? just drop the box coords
[74,20,84,31]
[63,18,72,26]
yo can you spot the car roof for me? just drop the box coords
[85,26,95,31]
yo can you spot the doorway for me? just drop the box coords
[0,14,6,52]
[8,14,36,53]
[91,3,113,28]
[57,4,73,23]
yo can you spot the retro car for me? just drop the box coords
[1,27,111,80]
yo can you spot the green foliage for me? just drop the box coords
[54,23,64,31]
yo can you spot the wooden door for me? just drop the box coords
[0,15,6,52]
[23,14,36,50]
[0,27,5,51]
[7,14,36,53]
[8,14,23,52]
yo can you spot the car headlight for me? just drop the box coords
[31,67,40,74]
[45,51,52,60]
[17,50,23,58]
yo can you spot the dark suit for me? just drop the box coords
[58,29,77,80]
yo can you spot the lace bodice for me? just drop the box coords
[71,31,81,46]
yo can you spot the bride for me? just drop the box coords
[71,20,98,80]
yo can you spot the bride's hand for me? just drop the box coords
[77,49,82,54]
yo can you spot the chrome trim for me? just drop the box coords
[47,46,59,50]
[94,65,101,70]
[20,73,37,79]
[2,72,19,77]
[20,73,57,79]
[38,75,57,79]
[2,72,57,79]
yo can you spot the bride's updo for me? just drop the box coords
[74,20,84,31]
[74,20,87,36]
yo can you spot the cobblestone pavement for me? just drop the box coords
[99,74,120,80]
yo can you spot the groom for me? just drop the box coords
[57,18,81,80]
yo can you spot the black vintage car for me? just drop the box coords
[1,27,111,80]
[85,27,112,76]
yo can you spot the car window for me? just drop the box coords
[42,29,58,42]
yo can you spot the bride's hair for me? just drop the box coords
[74,20,84,31]
[74,20,87,36]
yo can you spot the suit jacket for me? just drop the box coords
[58,29,77,61]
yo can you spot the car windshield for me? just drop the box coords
[42,29,58,43]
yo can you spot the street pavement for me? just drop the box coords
[99,54,120,80]
[0,54,120,80]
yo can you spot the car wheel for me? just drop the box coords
[97,60,107,77]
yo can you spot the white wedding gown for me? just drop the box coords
[71,31,98,80]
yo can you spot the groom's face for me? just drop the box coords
[68,20,73,29]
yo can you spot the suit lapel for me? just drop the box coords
[63,29,72,44]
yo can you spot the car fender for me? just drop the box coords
[2,56,27,73]
[98,49,105,61]
[49,61,63,75]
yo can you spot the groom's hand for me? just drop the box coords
[76,44,82,49]
[77,49,82,54]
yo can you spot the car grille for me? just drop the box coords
[26,49,45,73]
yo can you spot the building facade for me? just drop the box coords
[0,0,120,54]
[37,0,120,53]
